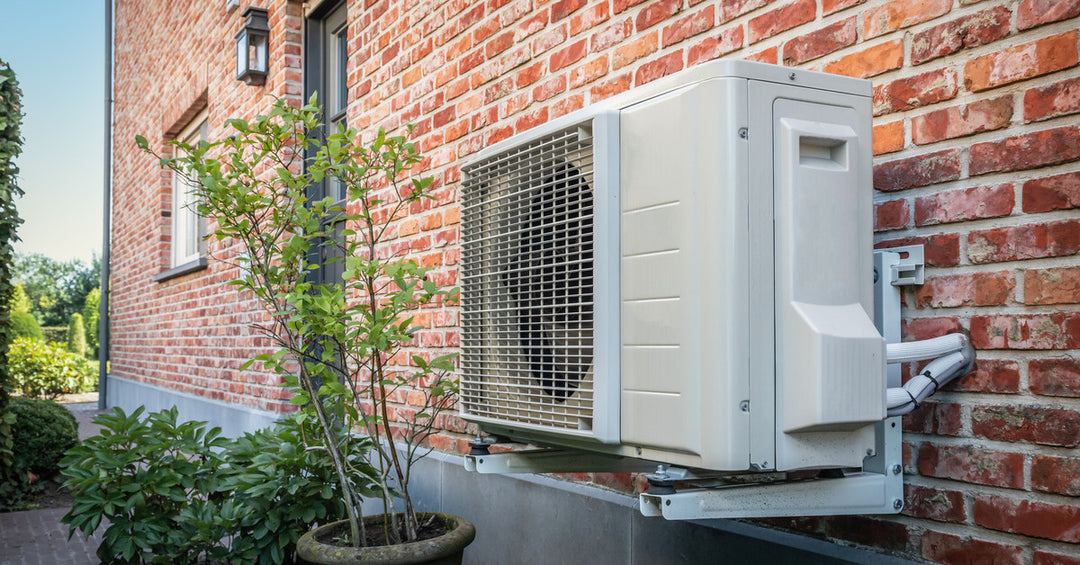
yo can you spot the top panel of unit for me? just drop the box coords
[464,60,871,166]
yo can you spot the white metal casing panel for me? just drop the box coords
[618,78,750,470]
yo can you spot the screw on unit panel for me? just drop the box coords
[738,128,748,139]
[739,400,750,412]
[789,72,797,80]
[893,499,903,510]
[892,464,902,475]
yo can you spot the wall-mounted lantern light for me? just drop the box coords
[235,7,269,86]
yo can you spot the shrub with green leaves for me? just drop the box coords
[8,310,41,341]
[9,396,77,477]
[82,287,99,358]
[61,407,376,565]
[8,337,97,398]
[66,313,86,357]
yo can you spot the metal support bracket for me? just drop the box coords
[465,449,662,474]
[888,244,924,286]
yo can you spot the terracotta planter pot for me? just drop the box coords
[296,513,476,565]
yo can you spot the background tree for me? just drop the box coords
[13,253,99,327]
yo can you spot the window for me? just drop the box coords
[306,1,348,284]
[171,111,208,268]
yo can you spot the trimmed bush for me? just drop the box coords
[8,337,97,399]
[40,326,65,344]
[9,310,41,341]
[9,396,77,477]
[66,313,86,357]
[82,288,99,358]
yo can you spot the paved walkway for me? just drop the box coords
[0,400,106,565]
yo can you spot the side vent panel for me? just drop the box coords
[461,121,603,438]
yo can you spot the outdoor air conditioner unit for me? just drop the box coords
[459,60,884,474]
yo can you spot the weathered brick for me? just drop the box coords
[614,0,648,14]
[687,26,744,66]
[591,17,633,51]
[1029,358,1080,397]
[902,317,964,341]
[1023,172,1080,213]
[719,0,778,23]
[589,73,632,102]
[971,404,1080,446]
[914,271,1013,308]
[914,183,1014,226]
[531,74,565,102]
[783,17,856,65]
[744,46,777,64]
[947,359,1020,393]
[748,0,815,44]
[975,495,1080,542]
[965,31,1079,92]
[863,0,952,39]
[823,516,910,553]
[1035,551,1080,565]
[613,31,657,69]
[551,0,587,22]
[636,0,683,31]
[1026,266,1080,305]
[967,219,1080,264]
[1018,0,1080,30]
[873,149,962,192]
[876,236,959,268]
[824,40,904,79]
[903,401,962,436]
[911,6,1011,65]
[873,120,904,155]
[874,199,909,232]
[1031,455,1080,495]
[635,50,684,85]
[570,3,610,36]
[822,0,864,15]
[921,531,1024,565]
[874,68,958,115]
[661,5,714,48]
[568,55,609,89]
[549,38,587,72]
[972,313,1080,351]
[912,96,1013,145]
[917,443,1024,488]
[970,126,1080,176]
[1025,76,1080,123]
[903,485,966,523]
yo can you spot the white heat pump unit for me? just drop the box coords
[460,60,883,473]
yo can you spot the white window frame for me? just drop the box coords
[171,111,208,268]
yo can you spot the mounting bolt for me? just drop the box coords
[866,448,874,456]
[739,400,750,412]
[892,464,903,475]
[893,498,903,511]
[789,72,797,80]
[738,128,748,139]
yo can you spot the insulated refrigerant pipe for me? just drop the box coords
[884,333,976,417]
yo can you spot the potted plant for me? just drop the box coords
[138,96,474,563]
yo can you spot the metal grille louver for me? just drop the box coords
[461,123,596,434]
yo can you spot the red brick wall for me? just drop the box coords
[112,0,1080,562]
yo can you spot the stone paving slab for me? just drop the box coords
[0,506,102,565]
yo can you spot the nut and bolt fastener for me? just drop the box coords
[893,499,903,510]
[789,72,797,80]
[892,464,902,475]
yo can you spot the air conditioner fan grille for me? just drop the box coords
[461,123,596,434]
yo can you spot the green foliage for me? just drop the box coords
[60,407,376,564]
[9,283,29,312]
[13,253,100,327]
[82,287,100,358]
[149,96,460,547]
[66,313,87,356]
[8,337,97,399]
[9,310,41,341]
[40,325,66,343]
[9,396,78,477]
[0,59,26,509]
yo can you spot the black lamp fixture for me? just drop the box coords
[235,7,269,86]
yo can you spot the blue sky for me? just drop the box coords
[0,0,105,263]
